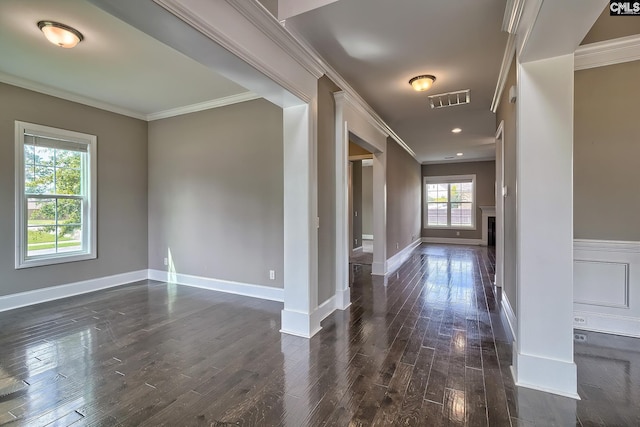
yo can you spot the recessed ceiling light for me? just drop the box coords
[456,152,464,156]
[409,75,436,92]
[38,21,84,48]
[452,128,462,133]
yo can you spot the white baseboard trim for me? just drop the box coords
[371,261,387,276]
[0,270,148,313]
[281,308,322,338]
[513,352,580,399]
[501,293,517,341]
[362,234,374,240]
[313,295,337,326]
[386,238,421,276]
[352,246,363,256]
[574,310,640,338]
[421,237,482,246]
[335,287,351,310]
[148,269,283,302]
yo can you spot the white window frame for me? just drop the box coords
[15,121,97,269]
[424,174,476,230]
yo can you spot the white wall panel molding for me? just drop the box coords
[0,270,148,313]
[573,239,640,338]
[575,34,640,71]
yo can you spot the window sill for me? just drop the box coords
[425,226,477,231]
[16,252,96,269]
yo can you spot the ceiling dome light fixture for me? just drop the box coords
[451,128,462,133]
[409,75,436,92]
[456,152,464,156]
[38,21,84,48]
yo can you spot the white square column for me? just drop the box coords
[281,102,320,338]
[371,148,387,276]
[513,54,578,398]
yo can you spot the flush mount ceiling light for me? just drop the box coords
[452,128,462,133]
[409,75,436,92]
[456,152,464,156]
[38,21,84,48]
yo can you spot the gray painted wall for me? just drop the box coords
[0,83,148,297]
[496,56,517,315]
[362,165,373,237]
[421,161,496,241]
[351,160,363,249]
[386,138,421,258]
[147,99,284,288]
[317,75,340,304]
[574,60,640,241]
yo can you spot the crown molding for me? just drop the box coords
[155,0,312,104]
[147,91,260,121]
[491,33,517,113]
[285,24,417,160]
[0,72,147,121]
[575,34,640,71]
[502,0,526,33]
[226,0,325,79]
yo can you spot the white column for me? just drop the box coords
[495,123,505,288]
[333,93,351,309]
[513,54,578,398]
[281,102,320,338]
[371,148,387,276]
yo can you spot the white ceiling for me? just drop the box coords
[0,0,249,119]
[286,0,508,163]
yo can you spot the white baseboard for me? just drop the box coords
[501,293,517,340]
[574,310,640,338]
[0,270,148,313]
[371,261,387,276]
[281,308,322,338]
[313,295,337,326]
[362,234,374,240]
[513,352,580,399]
[335,287,351,310]
[352,246,363,256]
[421,237,482,246]
[148,269,283,302]
[386,238,421,276]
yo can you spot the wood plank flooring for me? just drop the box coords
[0,244,638,426]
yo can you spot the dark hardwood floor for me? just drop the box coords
[0,244,638,426]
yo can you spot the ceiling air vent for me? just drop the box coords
[428,89,470,109]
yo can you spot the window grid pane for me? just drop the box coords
[426,178,474,228]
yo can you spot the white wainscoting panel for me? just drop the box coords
[573,239,640,338]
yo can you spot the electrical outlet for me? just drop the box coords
[269,270,275,280]
[163,257,168,266]
[574,333,587,342]
[574,316,586,324]
[396,242,399,249]
[456,231,460,236]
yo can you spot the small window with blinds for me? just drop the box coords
[424,174,476,229]
[15,121,97,268]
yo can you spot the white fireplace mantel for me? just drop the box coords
[480,205,496,247]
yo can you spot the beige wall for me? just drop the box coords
[362,164,373,236]
[422,161,496,240]
[574,60,640,241]
[0,83,148,297]
[496,55,517,314]
[581,6,640,44]
[386,138,421,258]
[317,75,340,304]
[148,99,284,287]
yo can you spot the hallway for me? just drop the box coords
[0,244,638,425]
